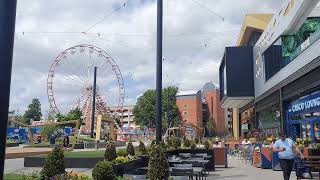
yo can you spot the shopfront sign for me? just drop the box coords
[287,91,320,116]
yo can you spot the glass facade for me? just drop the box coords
[257,105,281,129]
[287,91,320,142]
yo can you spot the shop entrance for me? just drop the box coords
[287,118,320,143]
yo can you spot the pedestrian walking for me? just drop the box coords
[272,132,304,180]
[63,136,68,150]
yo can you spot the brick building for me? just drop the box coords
[202,82,225,136]
[176,82,225,137]
[176,90,203,136]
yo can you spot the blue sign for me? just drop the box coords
[287,91,320,116]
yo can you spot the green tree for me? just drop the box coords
[24,98,42,124]
[206,116,215,137]
[56,107,83,128]
[133,86,180,131]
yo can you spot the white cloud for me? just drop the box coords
[10,0,281,115]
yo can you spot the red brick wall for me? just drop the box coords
[205,90,225,136]
[176,95,203,130]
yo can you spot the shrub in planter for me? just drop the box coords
[148,145,169,180]
[138,141,148,155]
[40,146,65,179]
[115,156,129,164]
[127,140,135,156]
[204,140,210,150]
[195,138,199,145]
[105,141,117,161]
[159,141,168,151]
[183,137,191,148]
[116,149,127,157]
[166,137,172,147]
[172,137,181,150]
[92,161,116,180]
[191,143,196,151]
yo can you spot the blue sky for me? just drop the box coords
[10,0,281,117]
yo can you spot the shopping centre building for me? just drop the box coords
[219,0,320,142]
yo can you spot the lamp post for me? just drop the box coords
[90,67,97,138]
[156,0,163,144]
[0,0,17,178]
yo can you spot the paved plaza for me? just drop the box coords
[5,155,310,180]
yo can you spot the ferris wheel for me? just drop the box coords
[47,44,125,129]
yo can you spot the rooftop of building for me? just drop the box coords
[237,14,274,46]
[176,90,199,96]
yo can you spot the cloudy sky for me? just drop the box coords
[10,0,281,115]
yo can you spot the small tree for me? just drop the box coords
[148,145,169,180]
[138,140,147,155]
[206,117,215,137]
[105,142,117,161]
[183,137,191,147]
[92,161,116,180]
[172,137,181,150]
[41,124,57,140]
[204,140,210,150]
[127,140,135,156]
[191,143,196,154]
[41,146,65,178]
[24,98,42,124]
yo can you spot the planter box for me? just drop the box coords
[24,156,145,173]
[113,159,144,176]
[307,149,320,156]
[166,149,215,171]
[6,143,19,147]
[24,156,105,168]
[213,147,228,168]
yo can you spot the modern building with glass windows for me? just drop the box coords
[220,0,320,141]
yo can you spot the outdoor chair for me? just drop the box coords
[123,174,147,180]
[179,153,191,158]
[243,147,253,164]
[171,168,194,180]
[169,176,190,180]
[174,163,193,167]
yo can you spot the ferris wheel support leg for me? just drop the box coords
[0,0,16,179]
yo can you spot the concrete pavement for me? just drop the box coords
[5,155,317,179]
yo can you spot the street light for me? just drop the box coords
[155,0,163,144]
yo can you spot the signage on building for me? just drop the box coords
[288,91,320,115]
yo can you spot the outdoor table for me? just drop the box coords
[137,167,204,180]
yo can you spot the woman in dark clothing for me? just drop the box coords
[63,136,68,150]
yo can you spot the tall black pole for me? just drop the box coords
[156,0,163,144]
[0,0,17,178]
[90,67,97,138]
[167,91,170,127]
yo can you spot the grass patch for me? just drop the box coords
[78,136,96,142]
[64,150,105,158]
[4,174,27,180]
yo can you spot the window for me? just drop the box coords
[183,111,188,116]
[183,104,188,108]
